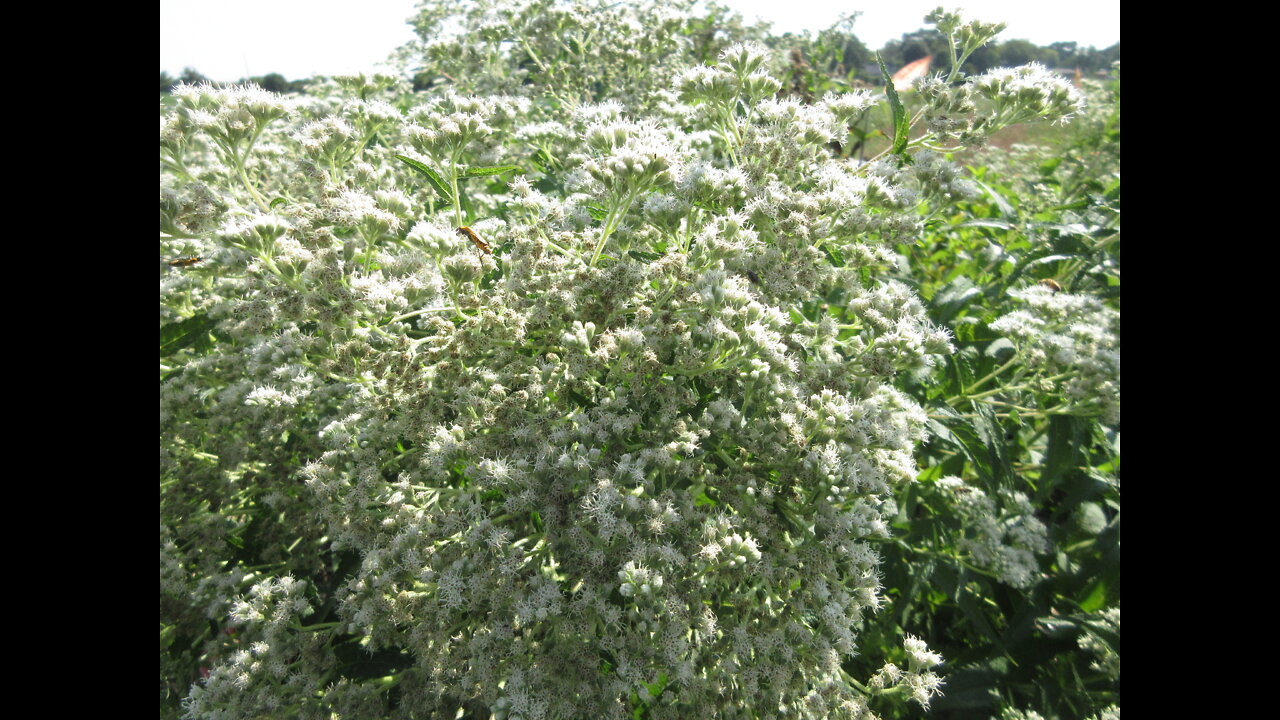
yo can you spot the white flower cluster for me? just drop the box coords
[400,0,755,109]
[183,577,318,718]
[868,635,945,709]
[990,285,1121,424]
[168,82,291,148]
[160,3,1103,718]
[937,477,1050,588]
[914,50,1086,147]
[1000,707,1119,720]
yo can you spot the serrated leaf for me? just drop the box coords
[948,417,994,483]
[930,400,998,484]
[926,405,961,446]
[878,54,911,162]
[1041,415,1086,489]
[395,154,453,205]
[460,165,520,178]
[973,403,1012,487]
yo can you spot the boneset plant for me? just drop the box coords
[861,46,1118,719]
[161,4,1101,719]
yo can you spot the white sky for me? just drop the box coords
[160,0,1120,82]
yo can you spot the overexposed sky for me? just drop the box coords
[160,0,1119,82]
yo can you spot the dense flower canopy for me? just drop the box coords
[162,3,1116,719]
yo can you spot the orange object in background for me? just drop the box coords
[891,55,933,91]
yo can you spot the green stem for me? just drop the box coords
[234,152,270,212]
[589,186,642,267]
[383,305,457,326]
[945,30,962,83]
[257,255,305,293]
[534,227,579,261]
[947,355,1021,403]
[840,667,872,695]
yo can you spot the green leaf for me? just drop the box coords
[160,314,218,357]
[645,672,670,700]
[942,414,994,483]
[269,197,288,209]
[820,243,845,267]
[1035,222,1092,237]
[1080,613,1120,653]
[932,278,982,323]
[395,154,453,205]
[529,148,554,173]
[878,53,911,162]
[628,250,664,263]
[1039,415,1087,493]
[1078,578,1107,612]
[955,577,1001,644]
[565,388,593,408]
[1035,616,1078,638]
[1023,253,1078,270]
[929,666,1000,713]
[969,177,1016,219]
[953,218,1015,230]
[984,337,1016,363]
[1038,157,1063,176]
[586,205,609,221]
[972,403,1012,487]
[460,165,521,178]
[160,623,176,651]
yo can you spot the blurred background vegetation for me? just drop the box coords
[160,19,1119,96]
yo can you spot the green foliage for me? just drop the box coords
[395,154,454,206]
[878,54,912,162]
[866,64,1120,719]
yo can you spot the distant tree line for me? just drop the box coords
[874,33,1118,75]
[160,68,311,94]
[775,19,1118,95]
[161,23,1117,96]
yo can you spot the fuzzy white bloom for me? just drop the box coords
[991,286,1120,423]
[972,62,1087,124]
